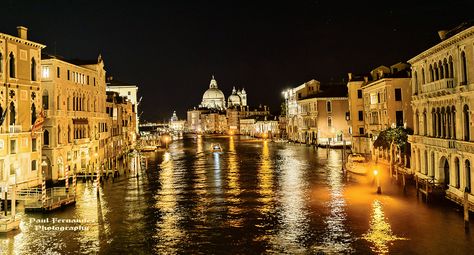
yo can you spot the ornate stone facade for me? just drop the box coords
[408,23,474,205]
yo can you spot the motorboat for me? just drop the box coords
[211,143,223,152]
[345,154,369,175]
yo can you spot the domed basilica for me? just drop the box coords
[199,76,246,110]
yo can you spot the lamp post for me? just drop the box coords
[374,169,381,194]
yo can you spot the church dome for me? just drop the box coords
[201,76,226,109]
[227,86,242,107]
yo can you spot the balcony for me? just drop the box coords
[8,125,22,133]
[410,135,457,149]
[73,138,91,145]
[421,78,454,95]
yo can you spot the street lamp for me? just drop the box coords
[374,169,381,194]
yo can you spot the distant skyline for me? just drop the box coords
[2,0,474,121]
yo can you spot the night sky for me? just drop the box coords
[2,0,473,122]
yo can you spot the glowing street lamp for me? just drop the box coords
[374,169,381,194]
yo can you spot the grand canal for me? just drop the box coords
[1,136,473,254]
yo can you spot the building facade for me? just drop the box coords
[347,63,412,156]
[284,79,350,146]
[0,27,45,189]
[106,78,139,133]
[408,23,474,208]
[41,54,109,182]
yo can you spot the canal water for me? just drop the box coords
[0,136,473,254]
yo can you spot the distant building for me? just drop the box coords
[170,111,186,132]
[284,79,350,146]
[0,27,45,189]
[106,77,139,133]
[187,75,270,134]
[105,91,136,170]
[408,22,474,208]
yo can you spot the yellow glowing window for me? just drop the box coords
[42,66,50,78]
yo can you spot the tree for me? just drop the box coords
[373,127,413,153]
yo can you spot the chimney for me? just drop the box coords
[17,26,28,40]
[348,73,353,81]
[363,76,369,83]
[438,30,448,40]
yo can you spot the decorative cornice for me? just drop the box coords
[0,33,46,49]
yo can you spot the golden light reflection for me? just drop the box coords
[363,200,407,254]
[313,150,353,253]
[269,147,308,251]
[154,151,185,253]
[257,140,274,213]
[226,136,243,227]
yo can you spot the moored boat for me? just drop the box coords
[345,154,370,175]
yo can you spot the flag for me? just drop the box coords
[31,110,45,136]
[0,106,7,126]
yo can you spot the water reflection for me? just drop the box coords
[314,151,354,253]
[226,136,243,227]
[363,200,407,254]
[154,151,185,253]
[272,146,309,252]
[257,140,274,213]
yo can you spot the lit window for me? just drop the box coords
[42,66,50,78]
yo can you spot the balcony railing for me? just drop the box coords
[421,78,454,94]
[8,125,22,133]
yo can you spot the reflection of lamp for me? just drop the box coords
[374,169,381,194]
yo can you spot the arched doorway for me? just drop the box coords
[439,156,449,189]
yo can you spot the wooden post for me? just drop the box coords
[415,175,419,197]
[464,188,470,229]
[425,179,429,203]
[11,185,16,218]
[402,173,406,193]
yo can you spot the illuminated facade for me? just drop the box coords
[41,53,109,182]
[105,91,136,171]
[284,79,350,145]
[0,27,45,189]
[347,63,412,156]
[106,78,139,133]
[408,23,474,207]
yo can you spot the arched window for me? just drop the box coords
[423,110,427,135]
[44,129,49,146]
[68,125,71,143]
[415,110,419,134]
[452,106,457,139]
[461,51,468,85]
[429,64,434,82]
[443,59,449,78]
[439,60,444,79]
[432,108,436,136]
[42,90,49,110]
[9,102,15,126]
[464,104,470,141]
[434,63,439,80]
[9,52,15,78]
[0,53,3,73]
[424,150,428,175]
[465,159,471,192]
[455,157,460,188]
[421,68,426,85]
[327,117,332,127]
[449,56,454,79]
[31,57,37,81]
[31,103,36,125]
[414,71,418,95]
